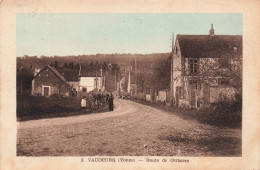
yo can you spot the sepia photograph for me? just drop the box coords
[16,13,243,157]
[15,13,243,157]
[2,0,260,168]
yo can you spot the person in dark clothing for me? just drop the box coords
[108,93,114,111]
[97,93,101,109]
[105,93,109,104]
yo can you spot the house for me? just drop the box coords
[78,66,103,95]
[171,24,242,107]
[31,65,71,97]
[32,65,106,97]
[55,67,80,97]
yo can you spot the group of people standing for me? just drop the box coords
[81,92,114,111]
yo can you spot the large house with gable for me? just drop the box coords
[171,24,242,107]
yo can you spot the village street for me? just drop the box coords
[17,98,241,156]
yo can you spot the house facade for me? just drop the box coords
[171,25,242,107]
[32,65,71,97]
[79,67,103,95]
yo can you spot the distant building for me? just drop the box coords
[31,65,105,97]
[79,66,103,95]
[171,24,242,107]
[31,65,71,97]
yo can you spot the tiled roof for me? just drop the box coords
[55,67,79,81]
[177,35,242,58]
[48,66,67,82]
[33,65,69,86]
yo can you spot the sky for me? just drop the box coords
[16,13,242,56]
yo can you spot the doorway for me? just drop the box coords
[190,89,196,107]
[42,86,50,96]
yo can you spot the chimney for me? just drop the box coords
[209,24,214,36]
[34,68,40,76]
[172,32,174,52]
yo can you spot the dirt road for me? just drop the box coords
[17,98,241,156]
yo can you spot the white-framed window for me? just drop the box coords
[42,86,51,96]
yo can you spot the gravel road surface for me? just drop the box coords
[17,98,241,156]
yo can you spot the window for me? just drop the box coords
[82,88,87,92]
[189,59,198,74]
[190,80,198,90]
[218,78,230,85]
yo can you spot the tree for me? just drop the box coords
[111,63,120,73]
[17,68,34,95]
[69,62,75,69]
[63,62,68,68]
[76,63,80,70]
[89,61,94,67]
[197,53,242,94]
[151,56,171,90]
[95,61,100,69]
[102,61,108,72]
[54,60,59,68]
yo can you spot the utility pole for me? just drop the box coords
[95,67,98,89]
[115,70,117,94]
[135,57,137,74]
[171,32,174,106]
[127,71,130,93]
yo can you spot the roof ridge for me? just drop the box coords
[47,65,67,82]
[176,34,242,58]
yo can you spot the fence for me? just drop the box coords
[132,89,171,104]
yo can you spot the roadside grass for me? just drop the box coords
[17,95,108,121]
[130,94,242,129]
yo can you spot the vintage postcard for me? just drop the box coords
[0,0,260,169]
